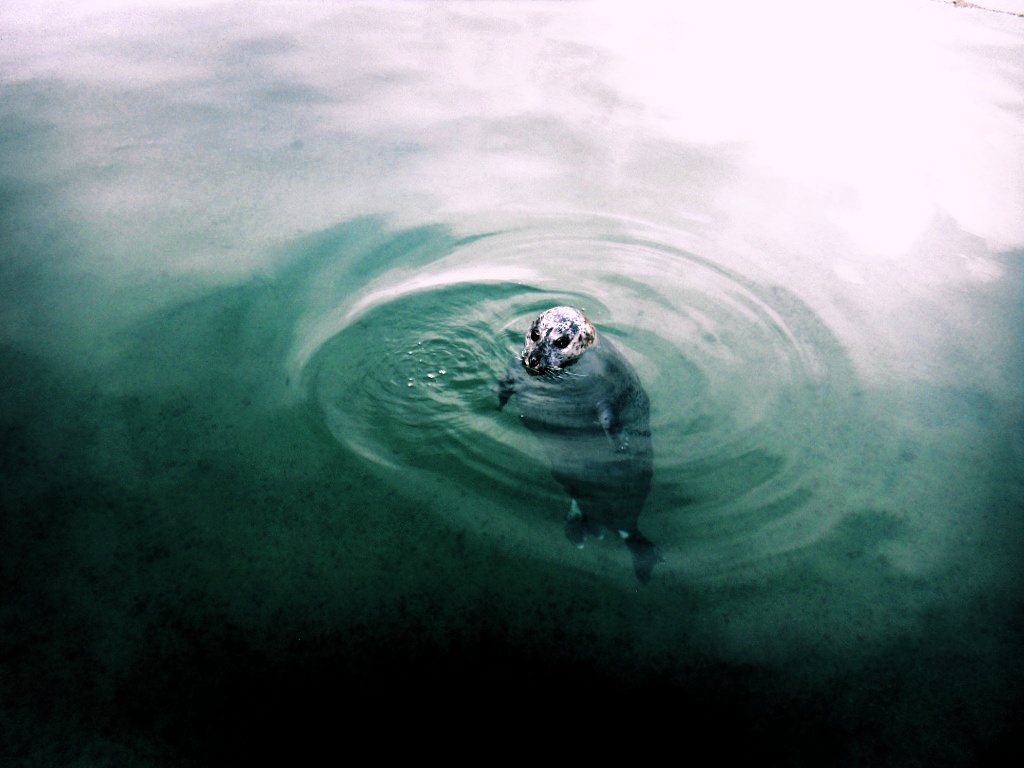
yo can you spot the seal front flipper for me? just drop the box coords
[564,498,586,548]
[597,399,629,453]
[496,367,516,411]
[622,531,663,585]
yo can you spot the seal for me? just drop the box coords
[497,306,663,583]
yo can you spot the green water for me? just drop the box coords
[3,216,1021,764]
[2,1,1023,765]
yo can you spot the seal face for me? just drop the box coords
[497,306,662,583]
[520,306,597,375]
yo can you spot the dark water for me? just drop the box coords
[3,1,1023,765]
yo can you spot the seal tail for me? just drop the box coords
[624,532,663,585]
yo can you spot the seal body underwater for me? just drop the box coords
[497,306,662,583]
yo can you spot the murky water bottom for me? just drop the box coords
[2,1,1023,765]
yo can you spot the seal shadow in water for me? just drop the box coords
[496,307,662,583]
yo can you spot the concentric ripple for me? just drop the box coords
[300,217,860,581]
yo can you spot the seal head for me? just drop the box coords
[521,306,597,375]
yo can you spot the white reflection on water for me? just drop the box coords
[5,1,1023,248]
[3,1,1022,386]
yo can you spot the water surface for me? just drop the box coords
[2,1,1022,764]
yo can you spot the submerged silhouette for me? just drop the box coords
[497,306,662,583]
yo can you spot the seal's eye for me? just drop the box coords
[530,328,540,342]
[554,336,571,349]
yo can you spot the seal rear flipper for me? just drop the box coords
[624,532,663,584]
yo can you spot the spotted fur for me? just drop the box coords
[520,306,597,375]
